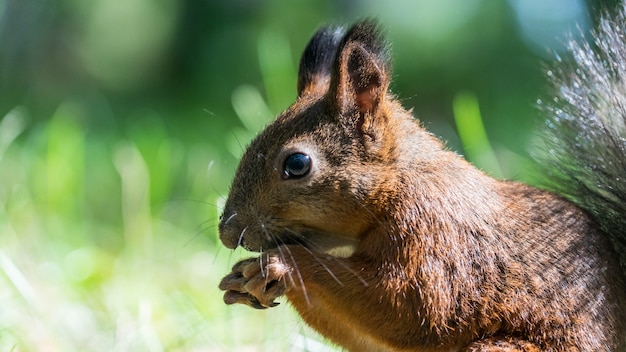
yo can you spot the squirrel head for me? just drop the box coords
[219,20,441,254]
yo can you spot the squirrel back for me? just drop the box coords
[218,9,626,352]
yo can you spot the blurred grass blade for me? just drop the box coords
[113,142,153,256]
[453,91,503,178]
[0,251,36,306]
[229,85,274,158]
[258,29,297,112]
[231,85,273,133]
[0,106,28,162]
[44,102,85,218]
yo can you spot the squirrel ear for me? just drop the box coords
[329,20,390,118]
[297,26,345,98]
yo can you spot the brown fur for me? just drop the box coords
[218,20,626,351]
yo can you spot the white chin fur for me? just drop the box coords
[324,244,356,258]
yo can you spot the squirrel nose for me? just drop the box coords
[219,211,241,249]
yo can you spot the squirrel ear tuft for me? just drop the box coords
[297,26,345,98]
[329,19,391,117]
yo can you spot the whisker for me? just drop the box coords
[282,227,369,287]
[302,244,343,286]
[280,228,344,286]
[184,217,220,247]
[273,237,297,288]
[210,184,226,200]
[260,224,298,293]
[196,217,219,230]
[226,246,234,267]
[237,226,248,247]
[258,246,265,278]
[232,132,245,154]
[185,227,210,248]
[259,222,270,280]
[281,243,311,306]
[177,197,221,208]
[211,242,224,265]
[223,212,238,225]
[337,260,369,287]
[268,230,301,290]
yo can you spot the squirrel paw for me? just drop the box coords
[219,254,291,309]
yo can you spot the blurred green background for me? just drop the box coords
[0,0,617,351]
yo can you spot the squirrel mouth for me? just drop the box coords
[230,225,359,257]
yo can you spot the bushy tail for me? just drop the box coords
[538,5,626,259]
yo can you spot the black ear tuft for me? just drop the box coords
[297,25,345,97]
[337,19,390,75]
[329,19,391,118]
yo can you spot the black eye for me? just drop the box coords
[283,153,311,179]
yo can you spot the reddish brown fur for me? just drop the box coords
[218,20,626,351]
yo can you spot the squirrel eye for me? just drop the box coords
[283,153,311,179]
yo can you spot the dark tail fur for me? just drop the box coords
[538,5,626,264]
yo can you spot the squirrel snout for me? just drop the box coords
[218,212,241,249]
[219,210,277,252]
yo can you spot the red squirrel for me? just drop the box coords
[218,9,626,352]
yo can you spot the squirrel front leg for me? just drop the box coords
[219,245,370,307]
[219,245,409,351]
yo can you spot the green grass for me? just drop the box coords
[0,102,338,351]
[0,22,342,351]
